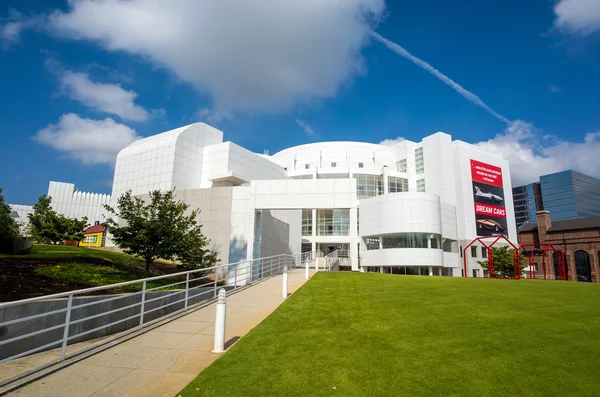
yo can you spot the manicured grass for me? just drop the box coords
[0,244,164,266]
[34,262,176,292]
[181,273,600,397]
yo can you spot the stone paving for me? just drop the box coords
[6,269,311,397]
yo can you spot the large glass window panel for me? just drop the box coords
[442,238,458,253]
[302,209,312,236]
[415,147,424,174]
[379,233,441,249]
[317,209,350,236]
[365,237,380,250]
[388,176,409,193]
[290,174,313,180]
[416,179,426,192]
[317,173,349,179]
[396,159,407,173]
[353,174,383,199]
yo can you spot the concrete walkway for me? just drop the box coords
[7,269,311,397]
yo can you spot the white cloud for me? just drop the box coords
[197,108,233,125]
[295,119,315,136]
[0,10,41,48]
[34,113,142,165]
[372,32,510,124]
[58,70,150,121]
[554,0,600,35]
[15,0,386,114]
[379,137,405,146]
[475,120,600,186]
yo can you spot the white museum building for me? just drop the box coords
[107,122,517,276]
[11,122,517,276]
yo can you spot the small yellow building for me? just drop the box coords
[80,224,107,248]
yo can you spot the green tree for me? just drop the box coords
[478,246,527,278]
[28,195,58,244]
[28,195,88,244]
[0,187,20,240]
[104,189,218,272]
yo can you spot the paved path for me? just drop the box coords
[8,269,311,397]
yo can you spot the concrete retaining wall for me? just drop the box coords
[0,287,230,361]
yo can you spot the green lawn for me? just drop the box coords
[0,244,180,300]
[0,244,162,266]
[33,262,176,292]
[181,272,600,397]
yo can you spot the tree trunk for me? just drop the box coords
[145,258,153,272]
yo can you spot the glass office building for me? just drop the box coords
[513,170,600,227]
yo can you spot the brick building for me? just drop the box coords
[519,211,600,282]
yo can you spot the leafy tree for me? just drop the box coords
[0,187,20,240]
[28,195,88,244]
[28,195,57,244]
[104,189,218,272]
[478,246,527,278]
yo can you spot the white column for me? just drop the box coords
[380,266,384,274]
[382,166,389,194]
[350,206,359,271]
[282,266,288,298]
[212,289,227,353]
[305,261,310,279]
[428,266,433,276]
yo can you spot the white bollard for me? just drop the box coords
[315,257,319,271]
[305,261,309,280]
[212,288,227,353]
[282,266,288,298]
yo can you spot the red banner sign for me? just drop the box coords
[474,203,507,218]
[471,160,503,187]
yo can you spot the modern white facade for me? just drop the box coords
[108,122,518,277]
[9,182,110,233]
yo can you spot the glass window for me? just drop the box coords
[472,269,479,277]
[317,209,350,236]
[471,246,478,257]
[442,238,458,253]
[415,147,424,174]
[354,174,383,199]
[441,268,450,276]
[396,159,407,173]
[291,174,313,180]
[305,164,310,169]
[317,173,349,179]
[388,176,409,193]
[358,162,364,168]
[481,247,488,258]
[302,209,312,236]
[301,243,312,253]
[416,179,425,192]
[430,234,440,249]
[365,237,380,250]
[331,162,337,168]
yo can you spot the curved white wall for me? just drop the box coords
[359,192,443,237]
[360,248,443,267]
[269,141,415,175]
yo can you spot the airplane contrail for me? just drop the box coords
[371,31,511,125]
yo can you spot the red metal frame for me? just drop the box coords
[515,244,567,281]
[463,235,520,279]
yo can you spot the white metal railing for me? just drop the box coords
[0,250,317,365]
[325,250,339,271]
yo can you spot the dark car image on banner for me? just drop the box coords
[470,159,508,238]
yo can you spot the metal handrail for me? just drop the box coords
[0,250,317,365]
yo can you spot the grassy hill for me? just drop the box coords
[182,272,600,397]
[0,244,179,301]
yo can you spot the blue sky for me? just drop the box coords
[1,0,600,205]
